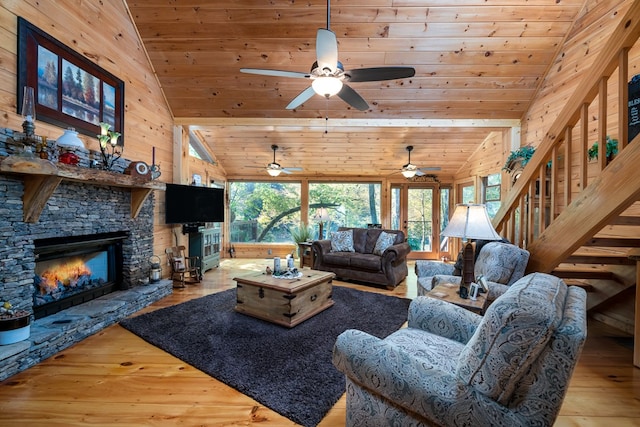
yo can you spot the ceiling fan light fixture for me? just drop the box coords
[401,164,418,178]
[267,162,282,176]
[312,76,343,97]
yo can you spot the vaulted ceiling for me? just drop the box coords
[126,0,587,179]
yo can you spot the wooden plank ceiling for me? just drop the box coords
[126,0,587,179]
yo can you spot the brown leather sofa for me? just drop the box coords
[312,227,411,289]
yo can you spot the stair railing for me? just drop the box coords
[492,1,640,256]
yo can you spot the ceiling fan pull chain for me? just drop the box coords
[325,99,330,134]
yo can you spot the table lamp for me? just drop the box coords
[441,204,501,298]
[314,208,330,239]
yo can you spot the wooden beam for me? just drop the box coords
[182,117,522,128]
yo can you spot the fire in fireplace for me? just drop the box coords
[33,232,126,319]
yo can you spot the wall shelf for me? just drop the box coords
[0,156,165,222]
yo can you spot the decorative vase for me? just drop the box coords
[0,312,31,345]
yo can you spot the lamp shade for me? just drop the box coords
[21,86,35,122]
[442,203,501,241]
[56,128,85,148]
[314,207,330,222]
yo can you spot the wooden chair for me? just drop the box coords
[165,246,201,288]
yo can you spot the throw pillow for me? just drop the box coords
[330,230,355,252]
[373,231,396,255]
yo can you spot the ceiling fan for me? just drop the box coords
[387,146,441,178]
[254,145,303,177]
[239,0,415,111]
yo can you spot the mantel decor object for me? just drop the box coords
[9,86,44,158]
[97,122,122,171]
[0,302,31,345]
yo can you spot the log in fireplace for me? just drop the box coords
[33,232,126,319]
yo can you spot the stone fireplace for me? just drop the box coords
[0,174,155,315]
[33,231,127,319]
[0,128,171,380]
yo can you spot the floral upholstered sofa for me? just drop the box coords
[333,272,587,426]
[312,227,411,289]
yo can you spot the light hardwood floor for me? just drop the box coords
[0,259,638,426]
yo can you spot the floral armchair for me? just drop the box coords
[332,273,587,427]
[415,241,530,301]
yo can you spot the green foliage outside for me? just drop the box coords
[229,182,302,243]
[229,182,381,243]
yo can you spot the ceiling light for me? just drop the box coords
[312,76,343,97]
[267,163,282,177]
[401,164,417,178]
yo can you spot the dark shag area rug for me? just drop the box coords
[120,286,410,427]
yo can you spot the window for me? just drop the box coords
[482,173,501,218]
[229,182,301,243]
[188,131,214,163]
[309,182,381,239]
[462,185,475,204]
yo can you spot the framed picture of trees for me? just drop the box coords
[17,17,125,143]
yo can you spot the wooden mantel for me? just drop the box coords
[0,156,166,223]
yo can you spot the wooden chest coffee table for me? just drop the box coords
[234,269,335,327]
[427,282,488,314]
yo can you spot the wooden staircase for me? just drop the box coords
[492,1,640,366]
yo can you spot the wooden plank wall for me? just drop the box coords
[0,1,177,275]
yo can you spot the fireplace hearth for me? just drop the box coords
[33,232,126,319]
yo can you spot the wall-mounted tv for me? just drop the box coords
[164,184,225,224]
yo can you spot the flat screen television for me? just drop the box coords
[164,184,225,224]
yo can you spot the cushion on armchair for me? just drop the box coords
[457,273,567,405]
[474,241,529,286]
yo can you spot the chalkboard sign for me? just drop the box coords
[629,74,640,143]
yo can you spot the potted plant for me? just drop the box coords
[0,302,31,345]
[588,136,619,162]
[290,223,314,257]
[503,145,536,172]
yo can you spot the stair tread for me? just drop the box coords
[562,279,595,292]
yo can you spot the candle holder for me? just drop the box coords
[97,122,123,171]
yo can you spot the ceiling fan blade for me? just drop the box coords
[240,68,310,79]
[286,86,317,109]
[418,167,442,171]
[337,84,369,111]
[316,29,338,73]
[344,67,416,82]
[281,167,303,174]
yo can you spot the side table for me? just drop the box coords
[427,282,488,314]
[298,241,315,269]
